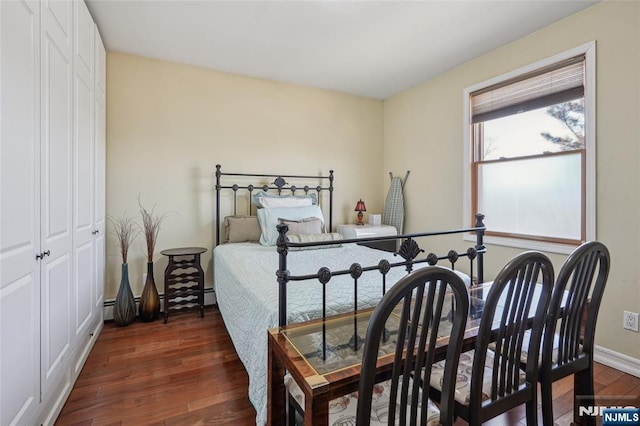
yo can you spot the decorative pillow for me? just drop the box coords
[252,191,318,208]
[278,217,323,236]
[223,215,261,243]
[257,205,325,246]
[287,233,343,251]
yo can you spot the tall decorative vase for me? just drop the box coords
[139,262,160,322]
[114,263,136,326]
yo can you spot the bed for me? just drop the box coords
[212,165,486,425]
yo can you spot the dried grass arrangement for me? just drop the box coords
[108,213,139,264]
[137,196,169,322]
[109,212,139,326]
[138,196,169,263]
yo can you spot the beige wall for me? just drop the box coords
[106,52,384,299]
[383,1,640,359]
[107,1,640,360]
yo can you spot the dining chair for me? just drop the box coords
[535,241,610,426]
[286,266,470,425]
[429,251,554,425]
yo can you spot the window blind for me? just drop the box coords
[471,55,585,124]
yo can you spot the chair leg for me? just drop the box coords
[467,402,481,426]
[526,400,538,426]
[574,368,596,426]
[526,385,539,426]
[287,394,299,426]
[541,378,554,426]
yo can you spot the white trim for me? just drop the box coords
[463,42,597,249]
[594,345,640,379]
[584,41,596,242]
[463,233,577,255]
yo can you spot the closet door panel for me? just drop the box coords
[74,242,93,333]
[75,0,93,74]
[0,2,41,423]
[94,92,105,309]
[41,0,72,246]
[95,28,106,95]
[43,40,72,236]
[0,0,40,270]
[44,0,71,38]
[94,231,105,310]
[94,27,106,310]
[0,276,38,426]
[74,75,94,234]
[94,89,106,310]
[73,0,95,338]
[40,0,73,399]
[41,253,72,384]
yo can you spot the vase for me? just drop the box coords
[113,263,136,326]
[139,261,160,322]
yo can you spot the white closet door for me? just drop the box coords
[72,0,95,339]
[40,0,74,399]
[94,27,106,312]
[0,1,41,424]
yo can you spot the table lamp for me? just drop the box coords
[354,199,366,225]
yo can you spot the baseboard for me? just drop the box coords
[103,288,216,321]
[594,344,640,378]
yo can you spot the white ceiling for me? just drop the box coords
[86,0,599,99]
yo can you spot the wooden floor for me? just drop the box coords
[56,306,640,426]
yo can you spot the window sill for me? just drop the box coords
[463,233,578,255]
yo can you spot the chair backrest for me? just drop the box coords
[356,266,469,426]
[471,251,554,412]
[544,241,610,369]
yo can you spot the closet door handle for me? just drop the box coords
[36,250,50,260]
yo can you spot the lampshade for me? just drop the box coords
[354,199,366,212]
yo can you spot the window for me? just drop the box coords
[463,43,595,253]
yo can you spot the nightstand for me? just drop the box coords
[336,224,397,252]
[160,247,207,323]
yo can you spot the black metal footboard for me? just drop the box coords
[275,213,486,327]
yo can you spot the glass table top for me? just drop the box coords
[282,286,488,376]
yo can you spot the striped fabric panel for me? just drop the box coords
[382,177,405,239]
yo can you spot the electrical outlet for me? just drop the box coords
[623,311,639,332]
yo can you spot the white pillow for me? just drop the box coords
[258,196,313,208]
[257,205,325,246]
[252,191,317,208]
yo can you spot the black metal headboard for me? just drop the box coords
[214,164,334,246]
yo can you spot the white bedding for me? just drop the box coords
[213,242,470,425]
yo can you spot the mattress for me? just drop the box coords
[213,242,470,425]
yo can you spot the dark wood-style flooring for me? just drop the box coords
[56,306,640,425]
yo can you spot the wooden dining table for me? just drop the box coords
[267,284,489,426]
